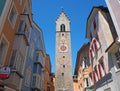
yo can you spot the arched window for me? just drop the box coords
[60,24,65,32]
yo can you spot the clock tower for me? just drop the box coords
[55,11,74,91]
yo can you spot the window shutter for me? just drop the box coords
[92,71,96,83]
[89,48,95,60]
[98,64,102,79]
[92,38,100,52]
[95,71,98,82]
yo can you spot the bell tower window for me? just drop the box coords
[60,24,65,32]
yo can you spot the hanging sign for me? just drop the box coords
[0,66,11,79]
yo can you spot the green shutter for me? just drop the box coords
[0,0,6,16]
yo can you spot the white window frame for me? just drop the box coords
[0,34,9,66]
[8,2,18,28]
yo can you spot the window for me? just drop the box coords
[89,73,93,86]
[17,20,30,39]
[30,43,34,59]
[92,38,100,52]
[9,50,24,74]
[60,24,65,32]
[84,78,89,87]
[25,67,31,86]
[98,58,105,78]
[0,0,6,16]
[9,4,18,27]
[93,19,96,30]
[0,35,9,65]
[82,57,88,69]
[115,50,120,69]
[17,20,24,32]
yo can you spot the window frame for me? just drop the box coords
[25,66,31,86]
[0,34,9,66]
[9,49,24,74]
[115,50,120,69]
[60,24,65,32]
[8,2,18,28]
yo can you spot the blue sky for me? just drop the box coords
[32,0,106,74]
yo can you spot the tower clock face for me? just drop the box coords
[59,44,68,52]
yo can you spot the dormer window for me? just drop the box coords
[60,24,65,32]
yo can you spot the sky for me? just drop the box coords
[32,0,106,75]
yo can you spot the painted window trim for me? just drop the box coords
[8,2,18,29]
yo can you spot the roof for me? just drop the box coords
[56,10,70,22]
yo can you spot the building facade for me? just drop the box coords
[74,43,94,91]
[55,11,74,91]
[86,6,118,91]
[21,21,46,91]
[0,0,32,91]
[105,0,120,91]
[50,73,55,91]
[43,54,51,91]
[105,0,120,38]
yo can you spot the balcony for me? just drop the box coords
[15,14,31,46]
[31,73,41,90]
[15,31,29,46]
[35,50,45,67]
